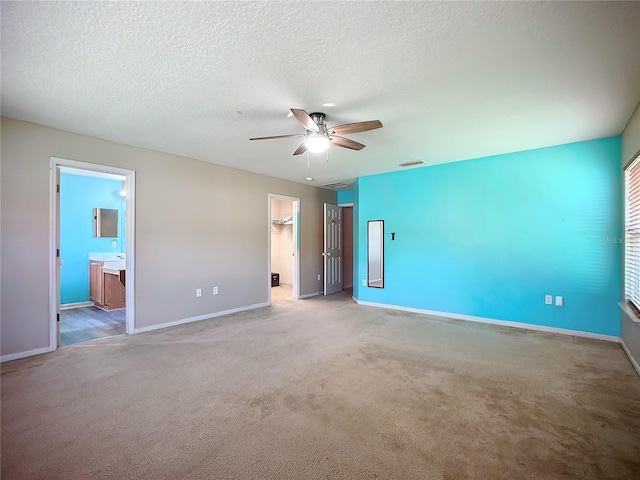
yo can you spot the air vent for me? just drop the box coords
[323,182,351,190]
[398,160,424,167]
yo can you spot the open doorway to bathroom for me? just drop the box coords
[268,194,300,304]
[50,158,135,350]
[59,168,126,345]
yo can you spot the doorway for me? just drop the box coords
[268,194,300,304]
[50,158,135,350]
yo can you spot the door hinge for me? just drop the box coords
[57,184,60,193]
[57,248,60,258]
[57,313,60,322]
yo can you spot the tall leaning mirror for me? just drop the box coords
[367,220,384,288]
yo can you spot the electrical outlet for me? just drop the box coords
[196,288,202,297]
[545,295,552,305]
[555,296,563,307]
[318,274,321,281]
[362,279,367,287]
[213,286,218,295]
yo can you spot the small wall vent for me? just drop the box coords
[323,183,351,190]
[398,160,424,167]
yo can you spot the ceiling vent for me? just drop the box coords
[398,160,424,167]
[323,182,351,190]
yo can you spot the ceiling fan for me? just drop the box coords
[250,109,383,156]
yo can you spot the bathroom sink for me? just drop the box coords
[102,260,126,270]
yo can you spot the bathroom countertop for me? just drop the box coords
[88,252,126,262]
[89,252,126,269]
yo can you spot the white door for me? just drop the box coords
[323,203,343,295]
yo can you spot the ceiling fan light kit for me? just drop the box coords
[305,134,330,153]
[250,108,383,156]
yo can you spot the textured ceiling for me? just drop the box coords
[2,1,640,188]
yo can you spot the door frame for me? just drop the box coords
[49,157,136,351]
[267,194,300,303]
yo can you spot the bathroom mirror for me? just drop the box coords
[367,220,384,288]
[94,208,118,238]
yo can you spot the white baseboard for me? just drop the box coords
[1,346,53,363]
[354,298,620,343]
[60,301,94,310]
[299,291,323,299]
[620,338,640,377]
[133,302,269,334]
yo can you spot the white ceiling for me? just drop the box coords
[2,1,639,189]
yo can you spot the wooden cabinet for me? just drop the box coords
[89,261,104,305]
[89,262,125,311]
[103,269,126,310]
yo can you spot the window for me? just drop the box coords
[624,151,640,314]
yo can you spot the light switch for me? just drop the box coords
[555,296,563,307]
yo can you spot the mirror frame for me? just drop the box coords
[94,207,119,238]
[367,220,384,288]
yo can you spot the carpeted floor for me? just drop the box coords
[2,290,640,479]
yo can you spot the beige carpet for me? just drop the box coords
[2,291,640,479]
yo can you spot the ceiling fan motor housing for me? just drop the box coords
[308,112,328,134]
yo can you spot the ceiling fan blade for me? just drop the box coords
[330,120,382,135]
[293,141,308,156]
[291,109,320,133]
[249,134,305,141]
[330,135,365,151]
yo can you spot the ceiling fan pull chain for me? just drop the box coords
[307,151,310,169]
[325,149,329,164]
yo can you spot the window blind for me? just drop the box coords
[625,153,640,312]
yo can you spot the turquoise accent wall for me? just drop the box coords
[356,137,622,336]
[337,189,354,205]
[60,173,125,304]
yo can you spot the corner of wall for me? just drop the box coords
[352,180,360,299]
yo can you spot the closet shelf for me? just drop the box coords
[271,216,293,225]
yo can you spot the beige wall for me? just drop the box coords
[1,117,335,357]
[621,102,640,373]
